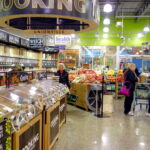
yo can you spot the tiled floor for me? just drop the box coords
[53,100,150,150]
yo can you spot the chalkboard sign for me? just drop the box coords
[20,73,29,82]
[9,35,20,45]
[19,121,40,150]
[0,120,11,150]
[0,120,11,140]
[0,31,7,42]
[0,136,11,150]
[38,72,47,80]
[29,38,43,49]
[50,106,59,144]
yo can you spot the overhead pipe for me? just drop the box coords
[116,16,150,18]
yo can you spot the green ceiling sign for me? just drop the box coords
[79,16,150,46]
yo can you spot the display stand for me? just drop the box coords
[13,114,42,150]
[43,101,60,150]
[59,96,67,128]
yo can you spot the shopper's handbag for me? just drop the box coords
[119,81,130,97]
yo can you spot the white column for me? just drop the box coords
[116,46,120,70]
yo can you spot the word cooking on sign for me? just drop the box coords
[0,0,86,13]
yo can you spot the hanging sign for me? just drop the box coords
[55,35,71,45]
[0,0,99,34]
[9,35,20,45]
[21,39,29,47]
[0,31,7,42]
[29,38,43,49]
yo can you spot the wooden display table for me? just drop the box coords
[13,114,42,150]
[69,83,90,111]
[43,101,60,150]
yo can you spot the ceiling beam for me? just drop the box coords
[135,0,150,21]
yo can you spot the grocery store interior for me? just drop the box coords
[0,0,150,150]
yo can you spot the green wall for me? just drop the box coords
[79,16,150,46]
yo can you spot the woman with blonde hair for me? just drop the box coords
[124,63,138,116]
[55,63,70,88]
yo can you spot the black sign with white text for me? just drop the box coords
[19,121,40,150]
[29,38,44,49]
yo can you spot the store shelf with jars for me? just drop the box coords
[42,53,58,69]
[58,50,79,68]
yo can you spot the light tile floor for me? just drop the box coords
[53,100,150,150]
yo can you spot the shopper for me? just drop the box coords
[124,63,138,116]
[55,63,70,88]
[145,101,150,117]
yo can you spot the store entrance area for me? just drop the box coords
[53,101,150,150]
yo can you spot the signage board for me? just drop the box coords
[9,35,20,45]
[44,47,59,53]
[55,35,71,45]
[25,30,74,35]
[0,136,11,150]
[38,72,47,80]
[21,39,29,47]
[19,121,40,150]
[20,73,29,82]
[0,31,7,42]
[50,106,59,144]
[0,120,11,150]
[0,120,11,140]
[29,38,43,49]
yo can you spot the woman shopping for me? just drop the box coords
[124,63,138,116]
[55,63,70,88]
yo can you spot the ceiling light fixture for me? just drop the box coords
[103,27,109,33]
[71,34,76,38]
[103,34,108,38]
[144,26,150,32]
[137,33,144,38]
[103,4,112,13]
[103,18,110,25]
[77,39,81,43]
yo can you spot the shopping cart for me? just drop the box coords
[133,83,150,112]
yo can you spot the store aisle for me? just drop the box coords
[53,101,150,150]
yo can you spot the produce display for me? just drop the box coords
[69,69,124,84]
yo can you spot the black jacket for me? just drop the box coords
[55,70,70,88]
[124,69,138,90]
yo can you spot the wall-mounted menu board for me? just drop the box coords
[0,31,7,42]
[9,35,20,45]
